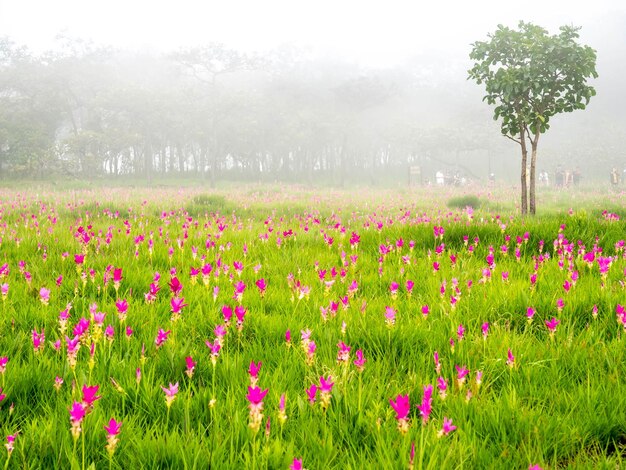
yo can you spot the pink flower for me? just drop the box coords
[104,418,122,454]
[168,277,183,296]
[437,417,457,437]
[155,328,171,348]
[481,322,489,339]
[0,357,7,374]
[170,296,188,318]
[416,384,433,424]
[235,305,247,330]
[161,382,179,408]
[115,299,128,320]
[337,341,351,364]
[306,384,317,404]
[526,307,535,322]
[233,280,246,302]
[69,401,86,438]
[421,305,430,318]
[255,278,267,297]
[247,386,268,432]
[248,361,262,385]
[456,365,469,388]
[390,394,411,433]
[384,306,396,327]
[545,317,560,335]
[290,458,303,470]
[5,433,16,455]
[82,384,101,408]
[353,349,366,372]
[185,356,197,378]
[246,386,268,406]
[457,324,465,341]
[437,376,448,399]
[205,340,221,366]
[222,305,233,325]
[32,329,45,352]
[506,348,515,367]
[39,287,50,305]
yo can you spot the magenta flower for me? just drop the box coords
[437,417,457,437]
[416,384,433,424]
[39,287,50,305]
[104,418,122,454]
[161,382,179,408]
[421,305,430,318]
[0,388,5,403]
[285,329,292,347]
[82,384,101,409]
[506,348,515,368]
[0,283,8,300]
[457,324,465,341]
[246,386,269,406]
[155,328,171,348]
[337,341,351,364]
[278,393,287,424]
[170,296,188,318]
[32,328,45,352]
[437,376,448,399]
[185,356,197,378]
[526,307,535,322]
[434,350,441,374]
[353,349,366,372]
[384,306,396,327]
[205,340,221,366]
[306,384,318,404]
[481,322,489,339]
[247,386,268,433]
[0,357,7,374]
[235,305,247,330]
[69,401,86,439]
[389,394,410,433]
[222,305,233,325]
[233,280,246,302]
[168,277,183,296]
[248,361,262,386]
[5,433,16,456]
[290,458,303,470]
[255,278,267,297]
[115,299,128,321]
[456,365,469,388]
[545,317,560,335]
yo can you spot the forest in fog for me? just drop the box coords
[1,18,625,187]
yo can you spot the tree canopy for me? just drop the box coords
[468,22,598,214]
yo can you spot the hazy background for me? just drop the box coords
[0,0,624,186]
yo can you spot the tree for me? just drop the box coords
[468,22,597,214]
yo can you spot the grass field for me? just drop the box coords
[0,183,624,469]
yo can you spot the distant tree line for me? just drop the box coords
[0,36,621,185]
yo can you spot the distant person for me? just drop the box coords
[610,167,619,186]
[435,171,444,186]
[489,172,495,184]
[573,167,581,186]
[555,166,564,188]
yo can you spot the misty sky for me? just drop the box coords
[1,0,623,66]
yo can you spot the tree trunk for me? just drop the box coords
[519,127,528,215]
[529,131,540,215]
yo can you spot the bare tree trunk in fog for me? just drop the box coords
[529,127,540,216]
[519,126,528,215]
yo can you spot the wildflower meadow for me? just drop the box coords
[0,184,624,469]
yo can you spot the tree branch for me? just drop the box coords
[502,134,522,145]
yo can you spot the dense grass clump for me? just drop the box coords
[0,184,624,469]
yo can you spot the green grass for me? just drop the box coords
[0,183,624,468]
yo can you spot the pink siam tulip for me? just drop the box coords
[389,394,411,434]
[82,384,101,411]
[306,384,317,404]
[290,458,303,470]
[545,317,560,337]
[170,296,188,321]
[456,365,469,389]
[5,433,16,457]
[214,324,227,346]
[115,299,128,322]
[104,325,114,342]
[434,351,441,374]
[205,340,221,366]
[185,356,196,378]
[421,305,430,318]
[39,287,50,305]
[457,324,465,341]
[235,306,247,331]
[69,401,86,439]
[337,341,351,364]
[168,277,183,296]
[66,335,81,369]
[0,357,7,375]
[222,305,233,326]
[616,304,626,330]
[506,348,516,368]
[306,341,316,366]
[32,329,45,353]
[161,382,179,408]
[278,393,287,425]
[389,281,399,299]
[416,384,433,424]
[246,386,269,433]
[437,376,448,400]
[113,268,123,292]
[353,349,366,372]
[154,329,171,349]
[319,376,334,410]
[103,418,122,455]
[481,322,489,339]
[255,278,267,297]
[248,361,262,386]
[526,307,536,323]
[437,417,457,437]
[0,283,8,300]
[384,306,396,327]
[233,281,246,303]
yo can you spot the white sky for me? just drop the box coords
[0,0,623,66]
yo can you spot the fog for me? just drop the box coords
[0,0,624,186]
